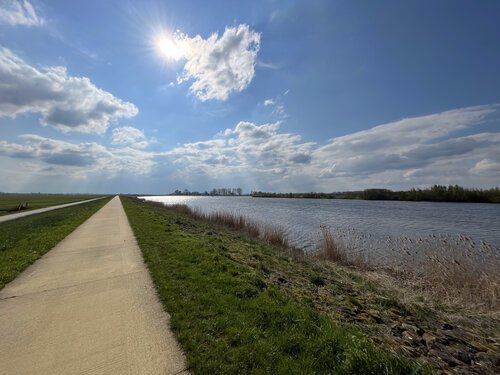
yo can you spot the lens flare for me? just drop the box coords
[156,35,189,61]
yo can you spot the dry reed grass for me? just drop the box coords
[167,204,193,215]
[316,225,348,264]
[261,226,289,248]
[315,227,500,312]
[164,203,290,249]
[393,235,500,311]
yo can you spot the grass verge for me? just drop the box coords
[0,193,102,216]
[122,197,428,374]
[0,197,111,289]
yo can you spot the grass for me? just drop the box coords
[122,197,427,374]
[0,197,111,289]
[167,203,290,249]
[0,193,102,216]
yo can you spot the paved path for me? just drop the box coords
[0,196,187,374]
[0,197,106,224]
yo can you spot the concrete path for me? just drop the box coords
[0,197,106,224]
[0,196,188,374]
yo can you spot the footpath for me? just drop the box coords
[0,197,105,224]
[0,196,187,374]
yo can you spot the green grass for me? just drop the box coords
[0,197,111,289]
[122,197,426,374]
[0,193,103,216]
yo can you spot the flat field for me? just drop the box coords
[0,197,111,289]
[0,193,102,216]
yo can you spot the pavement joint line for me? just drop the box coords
[47,243,130,256]
[0,270,145,301]
[26,340,128,374]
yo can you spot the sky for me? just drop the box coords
[0,0,499,194]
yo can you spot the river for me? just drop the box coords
[140,196,500,253]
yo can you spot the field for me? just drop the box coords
[0,197,111,289]
[0,193,102,216]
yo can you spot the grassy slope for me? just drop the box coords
[0,193,102,216]
[0,197,111,289]
[122,197,426,374]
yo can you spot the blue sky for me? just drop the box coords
[0,0,499,193]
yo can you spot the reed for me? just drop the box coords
[163,203,289,249]
[315,227,500,312]
[393,235,500,311]
[316,225,348,264]
[166,203,193,215]
[261,225,289,248]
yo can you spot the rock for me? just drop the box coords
[402,330,424,346]
[422,332,437,348]
[401,322,424,336]
[371,314,384,324]
[428,348,463,367]
[367,309,384,324]
[400,345,419,358]
[336,307,357,318]
[442,334,468,347]
[441,322,454,330]
[455,351,472,365]
[475,351,500,369]
[277,277,288,284]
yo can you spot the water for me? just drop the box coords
[140,196,500,251]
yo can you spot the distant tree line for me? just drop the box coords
[171,187,243,196]
[251,185,500,203]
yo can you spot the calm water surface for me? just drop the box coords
[141,196,500,250]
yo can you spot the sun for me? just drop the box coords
[155,35,189,61]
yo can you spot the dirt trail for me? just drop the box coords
[0,196,188,374]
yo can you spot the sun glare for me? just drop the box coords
[156,35,189,61]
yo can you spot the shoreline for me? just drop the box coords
[123,197,500,373]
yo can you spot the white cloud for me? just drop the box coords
[167,121,315,177]
[313,104,499,178]
[111,126,149,149]
[1,104,498,192]
[470,147,500,175]
[166,104,500,190]
[0,134,156,177]
[0,0,43,27]
[257,61,279,70]
[263,96,287,119]
[168,24,260,101]
[0,47,138,134]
